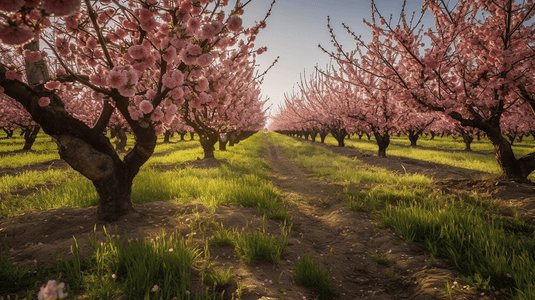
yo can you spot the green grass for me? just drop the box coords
[293,253,336,300]
[0,133,289,222]
[271,132,535,300]
[0,168,78,195]
[233,224,290,265]
[270,133,432,187]
[329,135,533,177]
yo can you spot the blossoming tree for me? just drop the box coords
[0,0,273,220]
[325,0,535,181]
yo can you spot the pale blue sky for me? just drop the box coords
[239,0,426,117]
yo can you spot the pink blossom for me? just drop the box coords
[170,87,184,100]
[196,54,212,67]
[139,100,153,114]
[150,107,164,122]
[5,70,22,81]
[118,86,136,98]
[44,81,61,90]
[108,70,127,89]
[0,0,25,12]
[162,46,177,63]
[38,280,67,300]
[187,17,201,32]
[172,70,184,86]
[186,43,202,56]
[0,24,36,46]
[151,285,159,292]
[38,97,51,107]
[134,95,143,106]
[128,106,143,120]
[163,73,178,89]
[41,0,81,17]
[155,124,165,135]
[85,36,97,49]
[227,16,242,32]
[23,50,43,63]
[195,77,209,92]
[179,49,196,65]
[146,89,156,100]
[128,44,148,60]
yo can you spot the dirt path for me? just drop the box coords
[261,137,463,300]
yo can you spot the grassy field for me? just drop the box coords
[1,131,535,299]
[275,133,535,300]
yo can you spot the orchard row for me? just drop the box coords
[269,0,535,182]
[0,0,274,220]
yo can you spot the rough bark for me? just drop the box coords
[2,128,14,138]
[199,133,219,159]
[320,131,328,143]
[408,130,419,147]
[374,132,390,157]
[219,136,228,151]
[330,127,347,147]
[22,125,40,150]
[163,130,172,143]
[310,131,318,142]
[460,130,473,151]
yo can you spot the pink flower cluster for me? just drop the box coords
[38,280,67,300]
[107,66,140,97]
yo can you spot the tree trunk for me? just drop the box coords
[180,132,186,140]
[22,125,40,150]
[366,133,371,140]
[93,163,136,222]
[304,132,310,140]
[461,131,473,151]
[375,132,390,157]
[2,128,14,138]
[114,128,127,152]
[200,133,219,159]
[486,125,532,180]
[408,131,419,147]
[311,131,318,142]
[358,133,363,140]
[229,131,238,146]
[430,131,436,140]
[164,130,172,143]
[330,127,347,147]
[219,136,228,151]
[190,132,195,140]
[320,131,328,143]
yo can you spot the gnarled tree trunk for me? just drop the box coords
[374,132,390,157]
[22,125,40,150]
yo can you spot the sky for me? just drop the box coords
[237,0,426,120]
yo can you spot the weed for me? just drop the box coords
[293,253,336,300]
[371,251,389,266]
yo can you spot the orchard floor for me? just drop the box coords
[2,136,534,299]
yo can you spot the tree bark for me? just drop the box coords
[330,127,347,147]
[190,132,195,140]
[408,130,419,147]
[310,130,318,142]
[200,133,219,159]
[22,125,40,150]
[180,132,186,140]
[320,131,328,143]
[163,130,172,143]
[219,136,228,151]
[2,128,14,138]
[460,130,473,151]
[374,132,390,157]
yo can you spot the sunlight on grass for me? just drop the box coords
[270,133,432,187]
[0,169,77,195]
[0,151,60,168]
[271,132,535,299]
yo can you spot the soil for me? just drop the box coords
[1,136,530,299]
